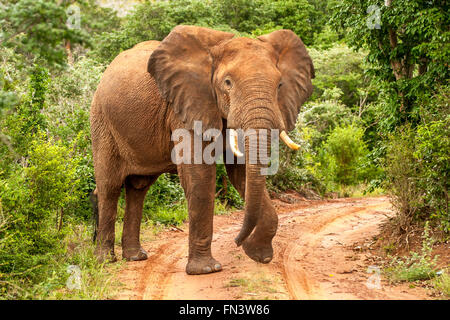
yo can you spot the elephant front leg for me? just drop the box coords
[225,163,278,264]
[178,163,222,275]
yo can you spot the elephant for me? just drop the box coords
[90,25,314,275]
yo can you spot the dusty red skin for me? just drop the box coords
[90,26,314,274]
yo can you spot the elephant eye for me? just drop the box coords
[278,82,283,90]
[224,79,232,90]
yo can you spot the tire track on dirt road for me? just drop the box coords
[135,238,187,300]
[280,201,392,299]
[116,196,430,300]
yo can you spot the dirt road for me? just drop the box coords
[114,196,430,300]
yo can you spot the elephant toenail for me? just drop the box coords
[214,264,222,270]
[263,257,271,263]
[203,266,212,273]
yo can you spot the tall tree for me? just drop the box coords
[331,0,449,129]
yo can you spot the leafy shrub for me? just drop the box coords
[299,98,355,149]
[414,119,449,232]
[44,58,105,220]
[385,126,419,231]
[331,0,449,132]
[141,167,244,225]
[385,223,438,282]
[318,124,369,188]
[312,25,339,50]
[144,174,184,209]
[267,129,324,195]
[0,134,81,296]
[141,174,186,225]
[0,0,87,68]
[1,65,49,160]
[0,49,22,112]
[268,98,369,195]
[385,99,449,233]
[216,163,244,209]
[90,0,224,63]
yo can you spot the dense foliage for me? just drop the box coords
[0,0,447,299]
[331,0,449,131]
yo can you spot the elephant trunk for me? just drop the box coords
[234,117,273,247]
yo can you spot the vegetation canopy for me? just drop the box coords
[0,0,447,299]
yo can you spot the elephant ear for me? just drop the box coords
[148,25,234,133]
[258,30,315,132]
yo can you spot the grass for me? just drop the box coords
[142,198,236,225]
[214,199,236,216]
[385,223,438,283]
[225,272,282,299]
[226,278,249,288]
[143,202,188,226]
[1,223,121,300]
[43,216,185,300]
[330,184,385,198]
[380,222,450,299]
[432,270,450,298]
[48,224,123,300]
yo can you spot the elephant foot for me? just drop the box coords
[186,256,222,275]
[242,235,273,264]
[95,246,117,263]
[122,246,148,261]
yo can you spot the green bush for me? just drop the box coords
[415,119,449,231]
[0,134,81,295]
[44,58,104,220]
[385,86,449,232]
[433,270,450,298]
[216,163,244,209]
[318,124,370,189]
[268,98,371,196]
[141,167,244,225]
[299,98,355,149]
[385,223,438,282]
[267,128,324,195]
[1,65,49,160]
[0,0,87,68]
[385,113,450,232]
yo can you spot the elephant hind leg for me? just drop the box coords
[122,175,158,261]
[95,182,122,262]
[90,188,99,243]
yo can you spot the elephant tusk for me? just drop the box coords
[280,130,300,150]
[229,129,244,158]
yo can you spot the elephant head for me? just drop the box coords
[148,25,314,247]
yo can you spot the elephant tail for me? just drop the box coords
[90,188,99,243]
